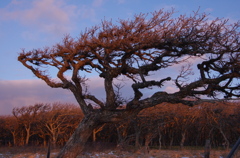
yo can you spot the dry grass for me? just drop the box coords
[0,146,239,158]
[0,146,57,158]
[80,149,236,158]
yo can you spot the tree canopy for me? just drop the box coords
[18,9,240,157]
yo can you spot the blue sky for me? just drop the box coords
[0,0,239,115]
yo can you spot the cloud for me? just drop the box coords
[0,73,184,116]
[0,76,110,115]
[76,5,96,21]
[0,0,77,37]
[92,0,104,7]
[205,8,213,13]
[0,79,78,115]
[165,86,178,93]
[117,0,125,4]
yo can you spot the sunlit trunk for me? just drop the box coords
[25,127,30,145]
[180,130,186,149]
[92,124,105,142]
[10,132,17,146]
[144,132,154,154]
[219,127,229,150]
[52,133,57,148]
[92,128,97,142]
[43,139,47,147]
[13,135,16,146]
[158,129,162,150]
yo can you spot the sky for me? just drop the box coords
[0,0,239,115]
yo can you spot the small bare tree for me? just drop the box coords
[39,103,83,147]
[18,9,240,157]
[3,116,19,146]
[12,104,49,145]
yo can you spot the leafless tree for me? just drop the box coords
[3,116,19,146]
[39,103,82,147]
[18,9,240,157]
[12,104,49,145]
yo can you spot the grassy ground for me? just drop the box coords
[0,146,239,158]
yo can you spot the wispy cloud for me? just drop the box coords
[165,86,178,93]
[0,0,77,37]
[205,8,213,13]
[117,0,125,4]
[76,5,96,21]
[92,0,104,7]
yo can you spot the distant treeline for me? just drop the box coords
[0,101,239,149]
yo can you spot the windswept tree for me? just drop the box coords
[18,9,240,157]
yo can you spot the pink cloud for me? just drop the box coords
[117,0,125,4]
[0,79,78,115]
[0,0,77,36]
[0,74,185,116]
[205,8,213,13]
[92,0,104,7]
[165,86,178,93]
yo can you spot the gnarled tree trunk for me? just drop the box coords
[56,113,103,158]
[56,109,135,157]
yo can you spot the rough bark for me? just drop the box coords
[56,109,136,157]
[56,114,102,158]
